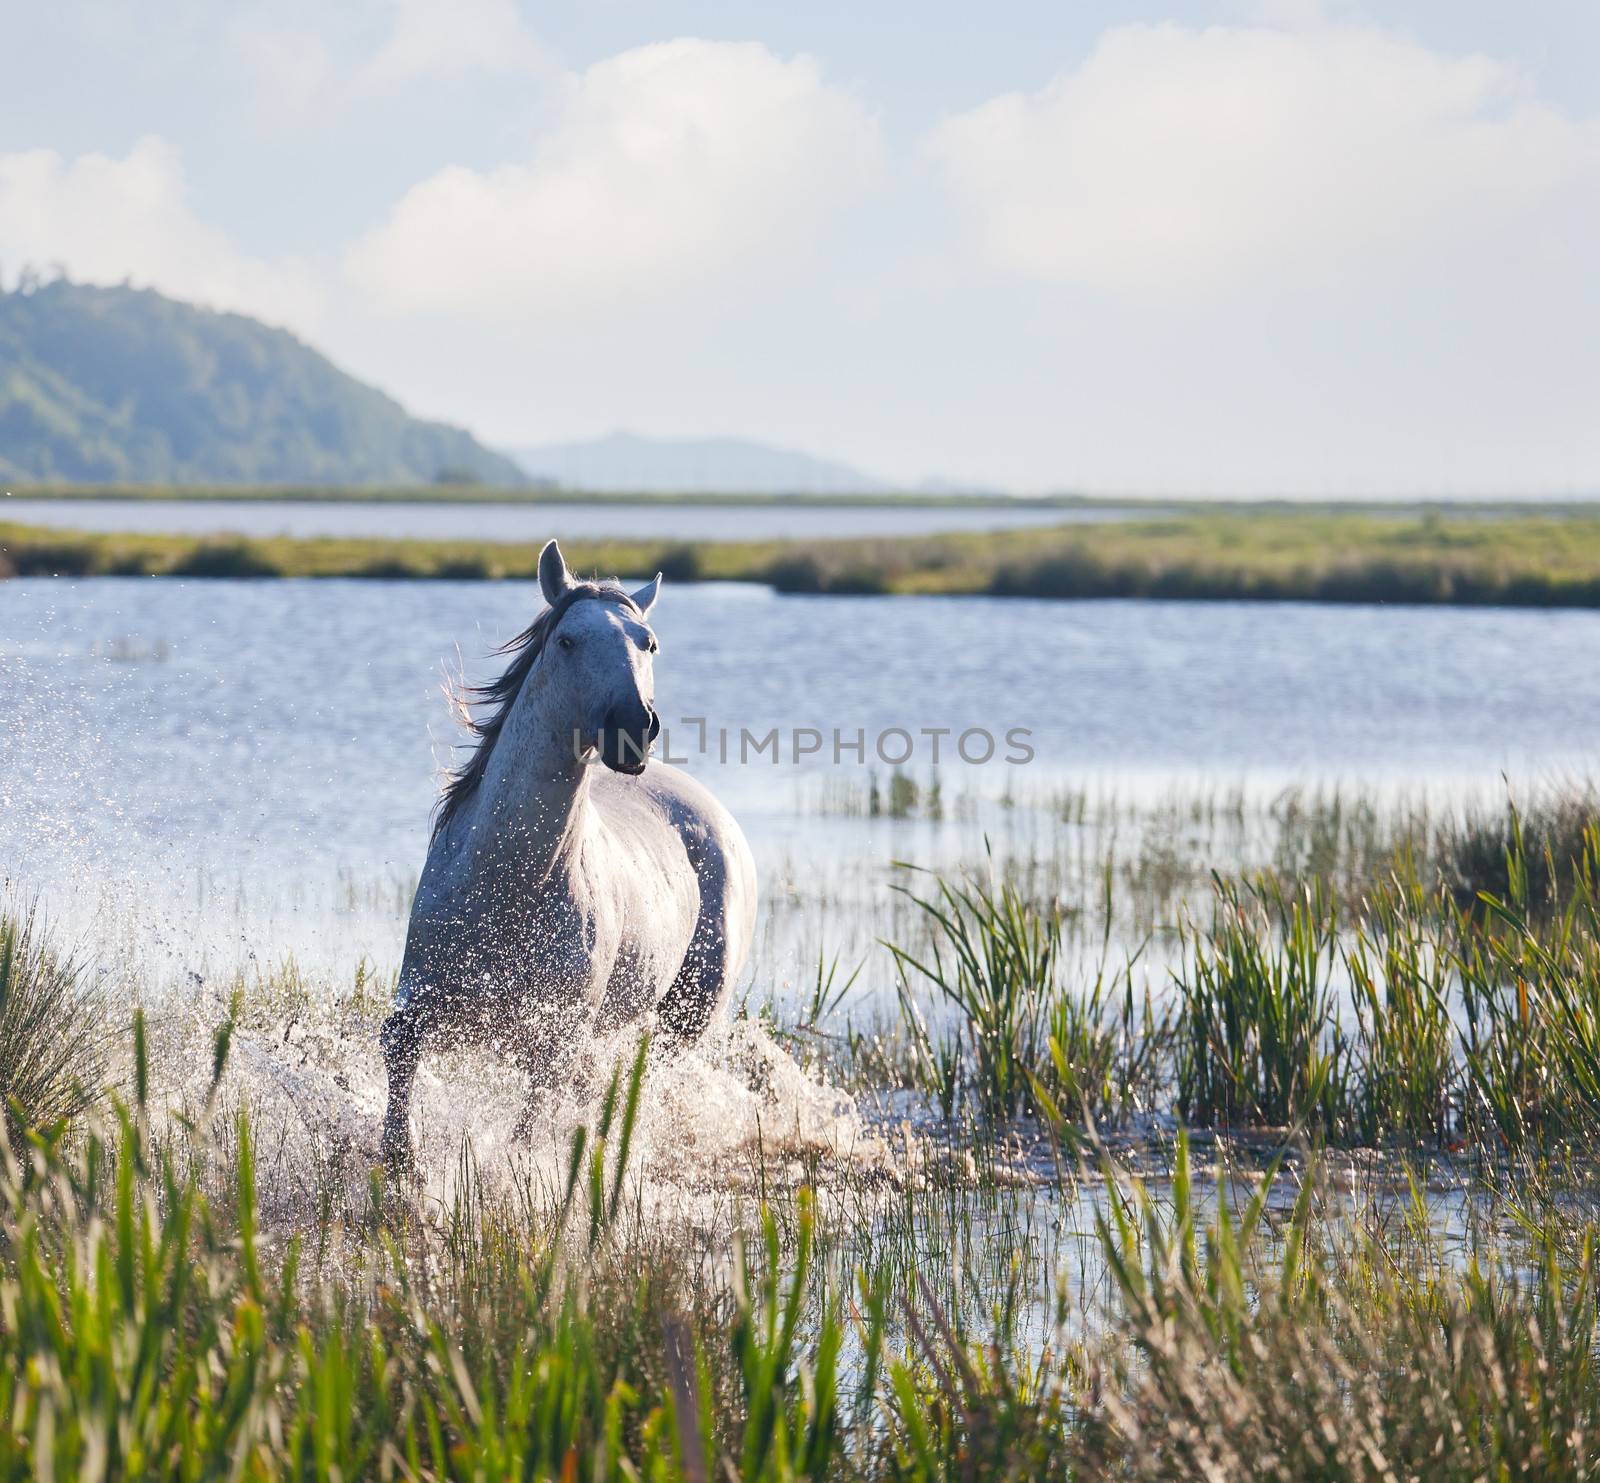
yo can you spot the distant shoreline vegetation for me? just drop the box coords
[9,508,1600,608]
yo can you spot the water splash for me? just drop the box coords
[133,961,900,1235]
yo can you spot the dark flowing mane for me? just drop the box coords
[434,581,638,838]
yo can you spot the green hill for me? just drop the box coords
[0,280,524,486]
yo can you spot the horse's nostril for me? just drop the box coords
[647,708,661,741]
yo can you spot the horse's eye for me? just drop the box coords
[647,637,659,653]
[557,635,575,652]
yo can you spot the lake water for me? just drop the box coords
[0,496,1142,542]
[2,577,1598,1000]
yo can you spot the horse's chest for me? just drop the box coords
[491,876,649,994]
[407,827,695,1015]
[494,885,619,997]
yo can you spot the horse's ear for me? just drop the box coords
[539,540,574,606]
[631,572,662,617]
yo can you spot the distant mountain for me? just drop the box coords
[512,431,889,495]
[0,279,524,486]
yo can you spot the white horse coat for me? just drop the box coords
[380,540,757,1166]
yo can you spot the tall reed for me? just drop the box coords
[883,814,1600,1152]
[1175,875,1347,1132]
[884,860,1158,1124]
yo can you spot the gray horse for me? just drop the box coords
[380,539,757,1168]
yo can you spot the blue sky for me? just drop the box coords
[5,0,1599,493]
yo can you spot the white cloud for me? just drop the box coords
[0,137,323,329]
[345,39,884,322]
[230,19,334,112]
[1239,0,1329,28]
[228,0,546,115]
[356,0,548,91]
[928,22,1600,298]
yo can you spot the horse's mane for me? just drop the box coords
[434,581,638,839]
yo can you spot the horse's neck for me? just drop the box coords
[450,696,593,893]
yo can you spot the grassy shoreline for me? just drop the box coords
[10,507,1600,607]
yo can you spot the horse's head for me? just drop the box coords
[538,539,662,776]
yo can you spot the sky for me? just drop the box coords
[4,0,1599,495]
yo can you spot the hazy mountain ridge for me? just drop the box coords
[0,280,525,486]
[512,430,890,494]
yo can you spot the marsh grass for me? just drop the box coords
[874,797,1600,1153]
[788,776,1600,973]
[886,862,1061,1122]
[1346,865,1455,1145]
[1456,836,1600,1146]
[0,899,106,1141]
[884,858,1170,1129]
[1442,785,1600,912]
[1078,1134,1600,1481]
[0,1025,873,1480]
[1175,875,1347,1133]
[6,1004,1600,1478]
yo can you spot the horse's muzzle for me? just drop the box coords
[597,703,659,775]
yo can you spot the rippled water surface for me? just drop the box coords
[3,577,1598,995]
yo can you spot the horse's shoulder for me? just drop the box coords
[645,766,744,843]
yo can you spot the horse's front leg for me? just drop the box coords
[380,997,433,1173]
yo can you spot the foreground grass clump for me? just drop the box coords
[1078,1136,1600,1481]
[8,1044,1600,1479]
[12,506,1600,607]
[0,900,104,1142]
[0,1033,879,1480]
